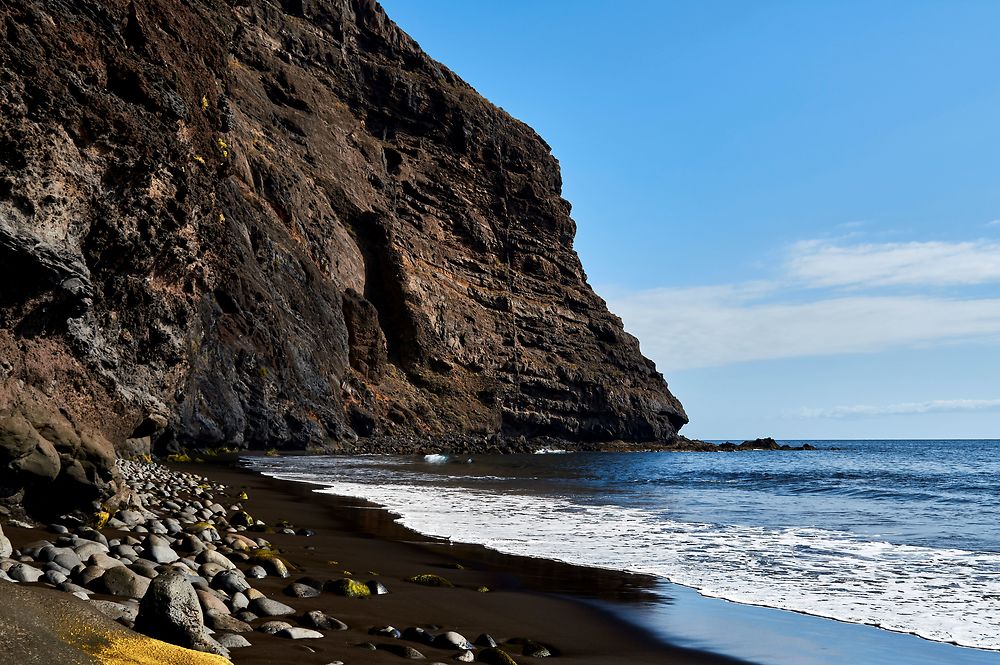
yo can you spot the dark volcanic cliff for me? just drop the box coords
[0,0,685,508]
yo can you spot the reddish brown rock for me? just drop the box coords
[0,0,686,484]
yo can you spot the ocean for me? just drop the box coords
[248,440,1000,664]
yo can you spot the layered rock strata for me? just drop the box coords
[0,0,686,510]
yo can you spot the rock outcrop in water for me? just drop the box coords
[0,0,686,510]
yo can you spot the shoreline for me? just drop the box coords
[195,459,748,664]
[238,452,1000,665]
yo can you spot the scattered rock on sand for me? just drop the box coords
[217,633,252,649]
[205,610,253,633]
[278,627,325,639]
[257,620,294,635]
[435,631,473,649]
[284,582,321,598]
[403,626,436,645]
[377,643,426,659]
[371,625,402,639]
[406,573,454,587]
[325,577,371,598]
[477,648,520,665]
[301,610,348,631]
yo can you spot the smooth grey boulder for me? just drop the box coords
[211,569,250,595]
[52,551,83,571]
[74,542,107,560]
[91,599,140,624]
[283,582,320,598]
[256,620,294,635]
[143,534,179,564]
[196,589,230,615]
[0,525,14,559]
[75,565,106,588]
[42,569,68,586]
[8,563,44,583]
[88,552,125,570]
[217,633,252,649]
[301,610,347,631]
[245,565,267,579]
[101,566,151,599]
[197,549,236,570]
[205,610,252,633]
[435,631,473,650]
[250,597,295,617]
[277,627,324,639]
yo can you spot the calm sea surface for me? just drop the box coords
[249,440,1000,664]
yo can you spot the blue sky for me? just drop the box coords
[380,0,1000,439]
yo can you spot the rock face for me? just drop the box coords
[0,0,686,476]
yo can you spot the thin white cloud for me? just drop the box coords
[610,289,1000,371]
[787,239,1000,288]
[607,237,1000,370]
[794,399,1000,419]
[988,219,1000,227]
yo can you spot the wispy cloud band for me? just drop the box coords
[794,399,1000,419]
[612,290,1000,370]
[788,239,1000,288]
[606,237,1000,371]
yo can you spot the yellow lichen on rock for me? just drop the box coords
[63,620,231,665]
[405,573,454,587]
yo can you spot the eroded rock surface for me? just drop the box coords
[0,0,686,493]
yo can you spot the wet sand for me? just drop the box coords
[194,460,746,665]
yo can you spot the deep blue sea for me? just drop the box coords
[249,440,1000,664]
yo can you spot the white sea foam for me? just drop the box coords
[533,448,569,454]
[274,475,1000,651]
[422,454,449,464]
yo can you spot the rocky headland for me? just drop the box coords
[0,0,690,519]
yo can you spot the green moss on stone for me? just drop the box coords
[477,647,519,665]
[326,577,371,598]
[405,573,454,588]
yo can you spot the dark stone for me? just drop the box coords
[134,570,224,655]
[376,643,425,659]
[283,582,320,598]
[301,610,347,631]
[477,648,520,665]
[402,626,435,645]
[369,626,401,639]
